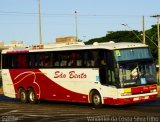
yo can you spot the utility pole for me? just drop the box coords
[151,15,160,82]
[75,11,78,42]
[142,16,146,44]
[38,0,43,45]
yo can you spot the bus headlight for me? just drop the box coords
[121,88,132,96]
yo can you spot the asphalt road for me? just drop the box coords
[0,94,160,122]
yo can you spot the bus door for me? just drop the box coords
[99,67,116,86]
[99,67,117,98]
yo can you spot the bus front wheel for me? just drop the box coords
[28,88,38,104]
[92,91,102,107]
[18,88,28,103]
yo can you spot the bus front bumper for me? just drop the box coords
[103,93,158,105]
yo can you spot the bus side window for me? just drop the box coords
[71,53,76,66]
[17,54,27,68]
[92,51,99,67]
[45,52,52,67]
[2,55,9,69]
[11,55,18,68]
[36,53,43,67]
[53,53,60,67]
[41,53,46,67]
[83,52,88,67]
[59,53,67,67]
[86,51,94,67]
[76,53,82,67]
[68,54,72,66]
[29,54,36,68]
[22,55,27,68]
[89,52,94,67]
[100,51,107,66]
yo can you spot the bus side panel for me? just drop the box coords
[9,69,52,100]
[100,86,118,105]
[8,68,95,103]
[40,68,100,102]
[2,69,16,98]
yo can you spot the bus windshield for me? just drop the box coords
[114,48,152,62]
[118,60,157,88]
[113,47,157,88]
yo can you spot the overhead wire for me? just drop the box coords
[0,10,151,18]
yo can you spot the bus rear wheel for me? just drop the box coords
[18,88,28,103]
[92,91,102,108]
[28,88,38,104]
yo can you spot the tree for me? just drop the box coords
[85,25,158,62]
[144,25,158,62]
[85,30,142,44]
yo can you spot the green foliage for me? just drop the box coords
[85,31,142,45]
[85,24,159,63]
[145,25,158,63]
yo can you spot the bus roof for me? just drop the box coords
[1,41,148,54]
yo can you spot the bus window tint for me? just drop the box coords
[53,53,60,67]
[83,51,88,66]
[76,53,83,66]
[60,53,68,67]
[2,54,28,69]
[28,52,53,68]
[29,53,36,68]
[45,52,53,67]
[83,50,99,67]
[36,53,42,67]
[2,49,114,69]
[17,54,27,68]
[87,51,94,67]
[11,55,18,68]
[70,53,76,66]
[92,51,99,67]
[2,55,8,68]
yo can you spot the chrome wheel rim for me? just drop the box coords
[93,94,101,105]
[29,92,35,102]
[20,92,26,101]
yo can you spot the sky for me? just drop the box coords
[0,0,160,45]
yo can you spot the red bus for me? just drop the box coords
[1,42,158,107]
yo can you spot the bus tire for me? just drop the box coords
[18,88,28,103]
[92,91,102,108]
[28,88,38,104]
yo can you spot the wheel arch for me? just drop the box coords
[27,86,34,91]
[89,89,103,104]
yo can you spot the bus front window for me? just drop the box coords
[119,62,157,88]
